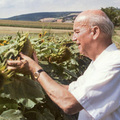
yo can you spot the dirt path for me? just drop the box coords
[0,26,73,35]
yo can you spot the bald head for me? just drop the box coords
[75,10,108,22]
[74,9,114,38]
[78,9,106,16]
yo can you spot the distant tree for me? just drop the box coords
[101,7,120,26]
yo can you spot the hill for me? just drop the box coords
[3,12,81,21]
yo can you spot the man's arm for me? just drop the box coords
[7,53,83,115]
[61,84,69,90]
[35,70,83,115]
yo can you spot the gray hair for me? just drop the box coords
[75,12,114,37]
[88,14,114,37]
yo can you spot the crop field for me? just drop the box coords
[0,20,73,30]
[0,26,73,36]
[0,21,120,119]
[0,31,90,120]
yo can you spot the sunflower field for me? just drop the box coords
[0,31,90,120]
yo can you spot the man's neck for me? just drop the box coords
[90,41,112,61]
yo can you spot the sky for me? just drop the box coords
[0,0,120,18]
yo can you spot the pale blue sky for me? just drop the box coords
[0,0,120,18]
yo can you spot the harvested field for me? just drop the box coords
[0,26,73,35]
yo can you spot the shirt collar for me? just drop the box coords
[91,43,118,67]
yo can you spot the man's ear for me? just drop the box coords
[91,26,100,40]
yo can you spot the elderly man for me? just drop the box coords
[7,9,120,120]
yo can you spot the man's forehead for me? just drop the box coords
[73,22,88,29]
[74,14,89,26]
[75,15,87,22]
[73,25,87,32]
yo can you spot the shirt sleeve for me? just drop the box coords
[68,64,120,120]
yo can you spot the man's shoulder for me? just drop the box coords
[104,49,120,66]
[109,49,120,62]
[94,48,120,69]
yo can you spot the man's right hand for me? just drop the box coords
[7,53,41,75]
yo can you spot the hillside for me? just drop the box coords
[3,11,81,21]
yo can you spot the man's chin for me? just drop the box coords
[79,52,86,57]
[79,50,84,55]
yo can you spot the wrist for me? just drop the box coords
[29,63,42,74]
[29,63,44,81]
[34,69,44,80]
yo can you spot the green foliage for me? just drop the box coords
[0,32,90,120]
[31,32,90,81]
[101,7,120,26]
[0,109,26,120]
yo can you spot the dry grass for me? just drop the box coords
[115,30,120,36]
[0,26,73,36]
[0,20,73,35]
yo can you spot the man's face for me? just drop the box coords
[72,22,92,57]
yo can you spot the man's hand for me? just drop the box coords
[7,53,83,115]
[7,53,41,75]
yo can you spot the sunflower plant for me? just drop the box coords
[0,32,90,120]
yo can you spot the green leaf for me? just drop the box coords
[0,116,7,120]
[36,108,55,120]
[3,75,45,99]
[0,109,26,120]
[0,97,18,114]
[17,98,36,109]
[43,109,55,120]
[4,49,18,59]
[0,42,18,55]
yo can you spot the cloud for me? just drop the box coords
[0,0,120,18]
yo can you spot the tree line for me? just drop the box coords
[101,7,120,26]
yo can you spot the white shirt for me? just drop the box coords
[69,43,120,120]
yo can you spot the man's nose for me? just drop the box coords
[72,34,77,41]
